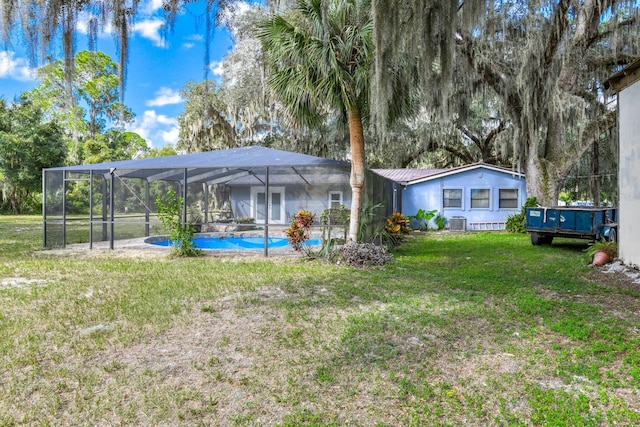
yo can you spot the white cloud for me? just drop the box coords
[75,15,91,34]
[133,19,167,48]
[76,12,113,36]
[156,114,178,126]
[141,0,165,15]
[146,87,183,107]
[0,52,36,81]
[210,60,224,77]
[128,110,179,148]
[161,126,180,144]
[78,0,164,40]
[181,34,203,50]
[185,34,204,42]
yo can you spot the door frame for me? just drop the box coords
[251,186,286,224]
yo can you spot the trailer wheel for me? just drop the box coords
[531,232,544,245]
[530,233,540,245]
[607,227,617,243]
[531,232,553,245]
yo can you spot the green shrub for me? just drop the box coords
[320,205,349,226]
[434,214,446,230]
[156,189,202,257]
[410,208,436,230]
[410,208,445,230]
[357,202,384,243]
[234,217,255,224]
[505,197,538,233]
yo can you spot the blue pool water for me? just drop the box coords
[147,236,320,250]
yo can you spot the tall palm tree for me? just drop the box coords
[257,0,372,242]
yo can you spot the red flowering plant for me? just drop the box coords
[284,209,316,251]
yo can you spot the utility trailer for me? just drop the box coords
[525,206,618,245]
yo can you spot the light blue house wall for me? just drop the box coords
[383,164,527,230]
[227,169,394,229]
[230,181,352,224]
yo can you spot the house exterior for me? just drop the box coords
[374,163,527,231]
[226,171,353,225]
[605,58,640,269]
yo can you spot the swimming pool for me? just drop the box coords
[145,235,321,250]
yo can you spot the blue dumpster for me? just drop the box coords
[525,207,618,245]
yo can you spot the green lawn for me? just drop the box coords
[1,215,639,426]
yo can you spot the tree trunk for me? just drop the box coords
[347,106,366,242]
[525,153,567,206]
[455,3,624,211]
[591,140,601,206]
[10,189,18,214]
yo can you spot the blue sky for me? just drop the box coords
[0,0,240,149]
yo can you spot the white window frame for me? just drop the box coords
[443,188,463,208]
[328,191,343,208]
[470,188,491,209]
[498,188,519,209]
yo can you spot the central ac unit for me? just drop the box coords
[450,216,466,231]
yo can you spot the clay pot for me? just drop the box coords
[590,251,610,267]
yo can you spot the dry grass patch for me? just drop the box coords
[2,217,640,426]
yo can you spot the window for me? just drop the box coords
[471,189,490,209]
[328,191,343,208]
[499,189,519,208]
[443,189,462,208]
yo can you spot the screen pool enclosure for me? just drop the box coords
[43,146,393,256]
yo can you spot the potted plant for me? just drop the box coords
[586,239,618,267]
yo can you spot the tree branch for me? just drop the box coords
[442,144,475,165]
[542,0,572,71]
[586,14,639,47]
[457,124,482,147]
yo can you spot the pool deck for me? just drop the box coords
[45,234,313,258]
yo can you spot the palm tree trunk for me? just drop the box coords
[348,106,366,242]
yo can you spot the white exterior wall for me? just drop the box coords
[618,80,640,268]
